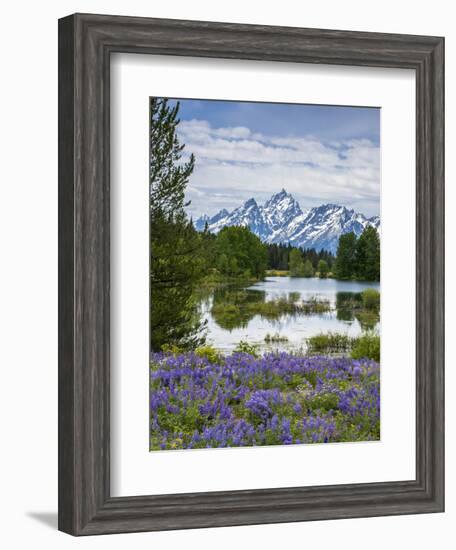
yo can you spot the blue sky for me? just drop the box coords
[178,99,380,145]
[164,98,380,219]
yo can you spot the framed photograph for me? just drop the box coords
[58,13,444,535]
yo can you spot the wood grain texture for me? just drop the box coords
[58,13,445,536]
[58,15,76,535]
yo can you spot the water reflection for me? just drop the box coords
[211,287,267,330]
[197,277,380,353]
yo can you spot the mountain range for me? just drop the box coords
[194,189,380,254]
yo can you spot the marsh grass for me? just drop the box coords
[264,333,289,343]
[335,289,380,330]
[211,294,331,325]
[307,332,355,354]
[361,288,380,310]
[307,331,380,361]
[265,269,289,277]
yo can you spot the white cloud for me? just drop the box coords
[177,119,380,218]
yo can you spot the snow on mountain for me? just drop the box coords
[194,189,379,254]
[368,215,381,230]
[262,189,304,233]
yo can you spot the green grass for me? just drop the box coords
[351,333,380,362]
[307,332,355,354]
[198,270,260,289]
[265,269,289,277]
[307,331,380,361]
[264,333,289,343]
[361,288,380,310]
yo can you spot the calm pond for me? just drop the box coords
[199,276,380,354]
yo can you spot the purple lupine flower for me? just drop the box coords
[150,351,380,450]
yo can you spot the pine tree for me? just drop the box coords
[318,259,329,278]
[289,248,305,277]
[149,98,206,351]
[150,98,194,220]
[334,232,357,280]
[215,226,267,279]
[355,226,380,281]
[303,259,314,278]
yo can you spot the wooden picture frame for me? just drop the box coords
[58,13,444,535]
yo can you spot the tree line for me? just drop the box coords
[266,242,335,273]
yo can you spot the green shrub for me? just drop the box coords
[361,288,380,310]
[234,340,259,357]
[307,332,354,354]
[195,345,222,363]
[161,343,185,354]
[351,333,380,362]
[307,331,380,361]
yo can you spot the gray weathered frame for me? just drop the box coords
[58,13,444,536]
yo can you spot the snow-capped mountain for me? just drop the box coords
[195,189,379,254]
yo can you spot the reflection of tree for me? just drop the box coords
[209,287,330,331]
[335,291,380,330]
[335,291,361,322]
[193,287,212,312]
[336,291,363,309]
[355,310,380,331]
[336,308,354,322]
[288,291,300,303]
[210,287,266,330]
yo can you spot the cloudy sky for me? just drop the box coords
[165,98,380,219]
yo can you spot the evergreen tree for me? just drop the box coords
[149,98,206,351]
[334,232,357,280]
[289,248,305,277]
[215,226,267,279]
[355,226,380,281]
[217,253,229,275]
[150,98,194,219]
[318,259,329,278]
[303,259,314,278]
[318,249,335,269]
[282,244,291,270]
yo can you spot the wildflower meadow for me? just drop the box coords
[150,351,380,450]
